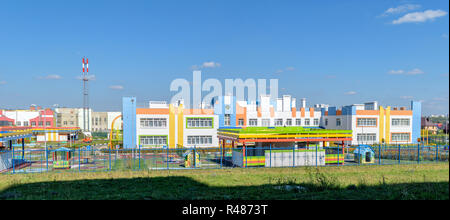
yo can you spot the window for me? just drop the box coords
[357,118,377,127]
[187,136,213,145]
[313,119,319,126]
[31,121,36,126]
[140,118,167,128]
[285,119,292,126]
[16,121,21,126]
[325,119,328,126]
[304,119,310,126]
[64,121,68,125]
[392,118,410,126]
[336,118,341,126]
[262,119,270,126]
[224,114,231,126]
[46,121,51,126]
[392,133,410,142]
[357,133,377,142]
[296,119,301,126]
[238,119,244,126]
[38,121,43,126]
[187,118,213,128]
[140,136,167,146]
[70,121,74,125]
[275,119,283,126]
[249,119,258,126]
[23,121,29,126]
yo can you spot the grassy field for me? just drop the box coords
[0,163,448,200]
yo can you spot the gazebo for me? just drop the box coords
[217,127,352,167]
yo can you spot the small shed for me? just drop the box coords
[52,147,73,169]
[353,145,375,164]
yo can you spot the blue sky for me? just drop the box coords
[0,0,448,115]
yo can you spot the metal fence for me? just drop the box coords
[1,144,448,174]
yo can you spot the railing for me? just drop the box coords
[0,144,448,174]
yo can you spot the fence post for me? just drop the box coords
[220,144,223,169]
[398,144,401,165]
[337,145,340,167]
[12,146,15,174]
[78,147,81,172]
[417,143,420,164]
[138,145,141,170]
[292,145,295,167]
[166,146,169,170]
[109,148,112,171]
[193,145,196,168]
[315,144,318,167]
[46,147,49,172]
[436,145,439,162]
[269,143,272,168]
[378,144,381,165]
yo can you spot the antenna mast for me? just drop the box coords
[82,57,90,131]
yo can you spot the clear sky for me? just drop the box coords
[0,0,448,115]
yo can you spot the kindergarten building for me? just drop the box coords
[122,95,421,149]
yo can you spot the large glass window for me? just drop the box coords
[295,119,301,126]
[249,119,258,126]
[357,133,377,142]
[285,119,292,126]
[336,118,341,126]
[357,118,377,127]
[392,133,410,142]
[187,136,213,145]
[313,119,319,126]
[304,119,310,126]
[140,118,167,128]
[187,118,213,128]
[391,118,410,126]
[275,119,283,126]
[224,114,231,126]
[140,136,167,146]
[262,119,270,126]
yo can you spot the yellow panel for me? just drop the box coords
[169,104,176,148]
[385,106,391,144]
[177,104,184,148]
[379,106,384,143]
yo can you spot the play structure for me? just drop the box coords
[109,115,123,149]
[218,127,352,167]
[184,150,200,168]
[0,126,33,172]
[353,145,375,164]
[52,147,73,169]
[32,127,80,142]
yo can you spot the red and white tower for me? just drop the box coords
[82,57,90,131]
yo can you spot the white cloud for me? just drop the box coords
[201,61,221,68]
[382,4,421,16]
[37,74,62,80]
[392,9,448,24]
[388,68,424,75]
[109,85,124,90]
[285,66,295,71]
[76,75,96,80]
[345,91,357,95]
[407,68,424,75]
[0,80,6,85]
[388,70,405,74]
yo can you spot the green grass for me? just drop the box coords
[0,163,448,200]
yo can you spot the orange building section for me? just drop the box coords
[309,108,314,117]
[336,110,342,115]
[183,109,215,115]
[236,104,247,126]
[257,107,262,117]
[291,107,296,117]
[300,108,305,117]
[390,110,413,116]
[270,107,275,117]
[356,110,379,115]
[136,108,170,115]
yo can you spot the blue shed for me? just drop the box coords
[353,145,375,164]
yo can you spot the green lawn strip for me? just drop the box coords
[0,163,448,200]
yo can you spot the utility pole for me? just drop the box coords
[82,57,90,132]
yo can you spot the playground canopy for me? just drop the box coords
[0,127,33,143]
[217,126,352,144]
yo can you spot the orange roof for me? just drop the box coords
[183,109,214,115]
[390,110,412,116]
[136,108,170,115]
